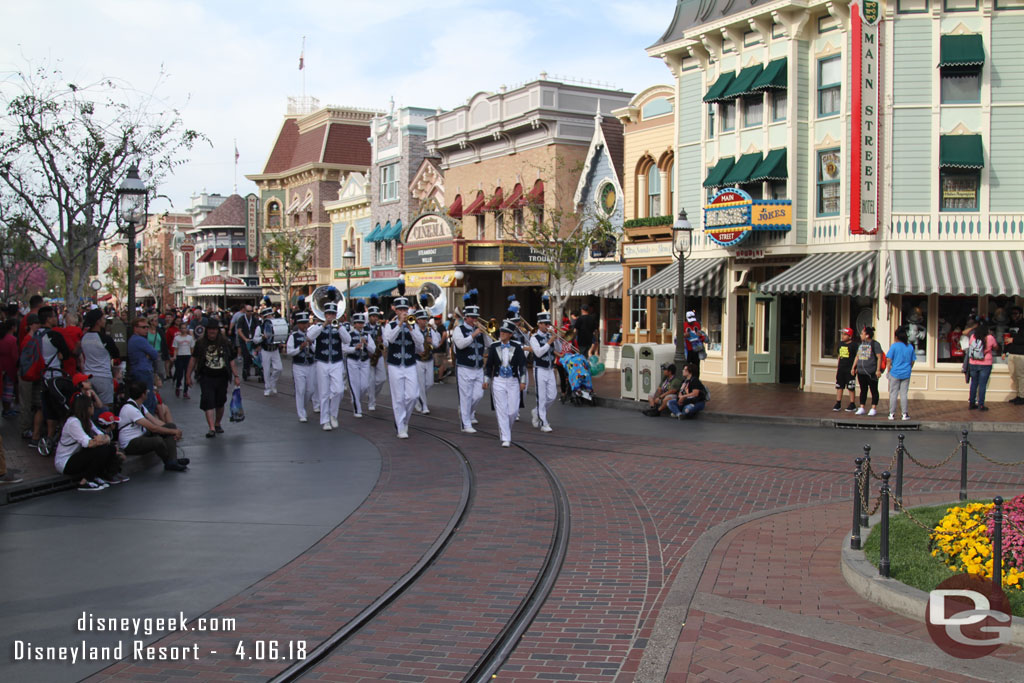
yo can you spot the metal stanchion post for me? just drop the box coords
[879,471,891,578]
[993,496,1004,594]
[861,444,872,527]
[851,457,864,550]
[960,429,969,502]
[895,434,905,513]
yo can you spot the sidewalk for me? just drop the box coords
[591,369,1024,433]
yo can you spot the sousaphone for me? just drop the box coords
[416,281,446,317]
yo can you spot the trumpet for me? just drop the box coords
[452,308,492,337]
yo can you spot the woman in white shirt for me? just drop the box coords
[172,325,196,399]
[55,394,123,492]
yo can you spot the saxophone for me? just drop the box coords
[419,324,433,361]
[370,323,384,367]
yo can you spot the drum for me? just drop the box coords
[270,318,290,344]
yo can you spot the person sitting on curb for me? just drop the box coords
[54,394,123,491]
[117,380,189,472]
[667,363,709,419]
[643,363,682,417]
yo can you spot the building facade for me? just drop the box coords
[323,172,373,296]
[140,211,193,310]
[644,0,1024,399]
[247,100,376,299]
[182,194,262,309]
[424,76,632,318]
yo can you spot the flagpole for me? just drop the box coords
[300,36,306,100]
[233,138,238,195]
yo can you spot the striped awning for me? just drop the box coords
[629,258,726,297]
[569,271,622,298]
[886,250,1024,297]
[760,252,877,296]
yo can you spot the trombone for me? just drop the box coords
[452,308,493,338]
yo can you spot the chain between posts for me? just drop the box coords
[968,442,1024,468]
[901,443,959,470]
[865,448,898,481]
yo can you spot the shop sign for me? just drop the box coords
[246,194,260,257]
[179,244,195,253]
[371,268,401,278]
[405,213,455,245]
[623,240,673,259]
[734,248,766,260]
[467,245,502,263]
[703,188,792,247]
[502,245,547,264]
[502,269,549,287]
[332,267,370,279]
[850,2,880,234]
[405,270,457,288]
[200,275,244,286]
[404,245,454,267]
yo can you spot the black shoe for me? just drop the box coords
[832,401,842,412]
[215,425,224,433]
[1011,397,1024,405]
[206,430,216,438]
[164,462,188,471]
[969,403,978,410]
[177,458,190,466]
[979,405,989,411]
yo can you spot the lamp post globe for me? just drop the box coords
[343,249,356,316]
[672,208,694,369]
[117,164,148,321]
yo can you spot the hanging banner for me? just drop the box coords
[246,194,260,257]
[850,2,880,234]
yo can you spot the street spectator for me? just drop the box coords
[80,309,120,407]
[147,315,167,379]
[886,327,916,421]
[832,327,857,412]
[17,294,43,350]
[851,326,884,417]
[172,324,195,398]
[682,311,710,379]
[18,313,41,441]
[573,304,599,357]
[642,363,682,417]
[667,363,708,419]
[127,317,160,413]
[966,321,998,411]
[118,380,188,471]
[0,320,19,417]
[54,394,123,491]
[234,305,259,381]
[36,306,72,453]
[164,316,180,380]
[53,310,83,376]
[1004,306,1024,405]
[187,318,241,438]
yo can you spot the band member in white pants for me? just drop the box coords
[530,312,563,432]
[344,302,375,418]
[451,290,490,433]
[384,286,418,438]
[253,308,283,396]
[286,312,317,422]
[483,319,527,447]
[307,300,350,431]
[366,299,387,411]
[412,309,440,414]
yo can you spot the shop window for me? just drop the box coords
[941,68,981,104]
[380,164,398,202]
[940,170,980,211]
[850,296,875,342]
[735,294,749,351]
[743,94,763,128]
[769,180,788,200]
[656,295,674,335]
[476,214,485,240]
[630,268,648,331]
[817,149,842,216]
[772,91,787,122]
[373,242,382,265]
[818,56,842,117]
[900,296,929,359]
[266,201,281,230]
[821,295,840,358]
[707,104,715,139]
[741,183,763,200]
[721,100,736,131]
[708,298,723,351]
[937,296,979,363]
[231,261,246,275]
[647,168,661,217]
[987,296,1016,358]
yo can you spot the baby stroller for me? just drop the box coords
[561,352,595,406]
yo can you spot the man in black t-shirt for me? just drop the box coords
[833,327,857,412]
[667,363,708,418]
[573,304,598,356]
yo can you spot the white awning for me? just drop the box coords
[761,251,877,297]
[629,258,726,297]
[886,250,1024,297]
[568,271,623,298]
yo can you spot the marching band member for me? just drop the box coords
[286,312,317,422]
[506,299,531,419]
[412,303,440,415]
[483,319,527,447]
[452,290,490,433]
[253,307,283,396]
[307,296,351,431]
[384,283,418,439]
[293,296,319,413]
[344,300,375,418]
[366,296,387,411]
[530,311,564,432]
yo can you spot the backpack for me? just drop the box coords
[19,330,54,381]
[969,336,986,361]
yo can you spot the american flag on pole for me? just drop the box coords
[234,141,239,163]
[299,36,305,70]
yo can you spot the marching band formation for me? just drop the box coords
[252,282,571,446]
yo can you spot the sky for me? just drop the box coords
[0,0,675,214]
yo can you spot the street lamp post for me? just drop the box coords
[672,209,694,369]
[220,265,229,312]
[342,249,356,317]
[117,164,148,321]
[156,272,164,314]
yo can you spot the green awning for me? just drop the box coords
[703,157,736,188]
[383,220,403,241]
[939,135,984,169]
[366,225,383,242]
[749,148,788,181]
[939,34,985,68]
[703,72,736,102]
[722,64,765,99]
[752,58,787,91]
[722,152,763,185]
[347,279,400,298]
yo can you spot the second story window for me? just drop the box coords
[743,94,763,127]
[476,214,485,240]
[647,167,661,217]
[495,212,504,240]
[380,164,398,202]
[266,201,281,230]
[720,100,736,131]
[818,56,842,117]
[817,149,842,216]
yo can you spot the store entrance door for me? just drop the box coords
[778,295,803,384]
[748,292,779,383]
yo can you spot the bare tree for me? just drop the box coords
[0,61,204,310]
[259,231,312,310]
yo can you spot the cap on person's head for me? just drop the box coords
[205,317,222,329]
[840,327,854,337]
[83,309,104,329]
[294,311,310,324]
[72,372,92,386]
[414,309,430,321]
[97,411,119,426]
[661,362,676,374]
[260,307,274,317]
[686,311,697,323]
[499,319,517,335]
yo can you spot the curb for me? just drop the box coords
[595,395,1024,433]
[841,503,1024,647]
[0,452,161,506]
